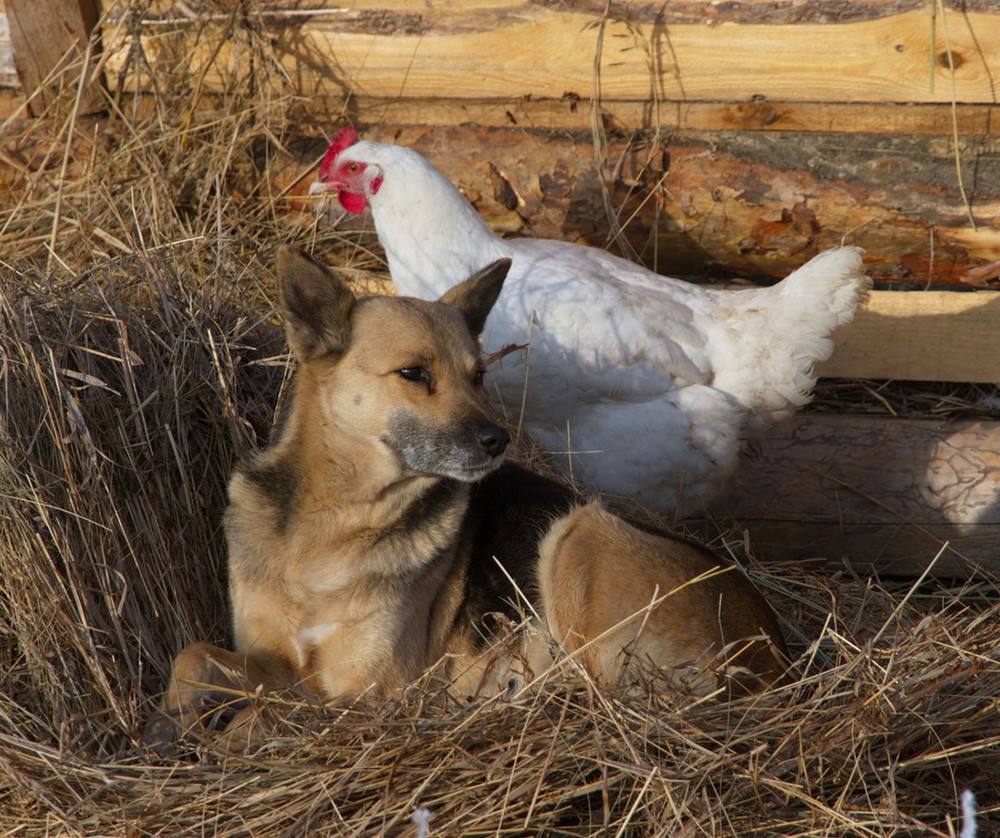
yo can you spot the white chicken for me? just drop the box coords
[310,127,871,516]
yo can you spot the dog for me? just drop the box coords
[145,247,787,751]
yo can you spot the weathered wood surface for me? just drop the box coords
[101,3,1000,105]
[6,0,103,115]
[818,290,1000,383]
[710,415,1000,576]
[275,124,999,288]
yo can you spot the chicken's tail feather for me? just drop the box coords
[715,246,871,437]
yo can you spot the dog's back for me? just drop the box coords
[458,463,787,694]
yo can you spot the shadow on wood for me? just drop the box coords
[819,289,1000,384]
[712,415,1000,577]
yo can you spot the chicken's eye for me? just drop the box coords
[347,162,361,174]
[472,368,486,387]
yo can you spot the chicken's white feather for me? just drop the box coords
[317,137,871,515]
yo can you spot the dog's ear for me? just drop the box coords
[438,258,511,338]
[277,247,356,361]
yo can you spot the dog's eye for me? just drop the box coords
[472,368,486,387]
[397,367,430,384]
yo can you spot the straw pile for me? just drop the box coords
[1,5,997,835]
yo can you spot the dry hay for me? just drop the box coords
[1,4,998,836]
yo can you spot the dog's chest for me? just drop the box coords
[290,483,470,599]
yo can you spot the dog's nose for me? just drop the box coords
[477,423,509,457]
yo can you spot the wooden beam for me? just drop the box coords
[819,289,1000,383]
[709,415,1000,577]
[7,0,103,116]
[102,5,1000,105]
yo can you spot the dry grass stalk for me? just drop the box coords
[0,4,997,835]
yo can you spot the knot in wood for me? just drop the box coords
[937,50,965,70]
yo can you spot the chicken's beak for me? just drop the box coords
[308,179,329,196]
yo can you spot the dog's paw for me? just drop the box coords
[142,710,188,758]
[215,705,274,754]
[502,674,526,701]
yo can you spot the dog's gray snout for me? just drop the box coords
[477,423,509,457]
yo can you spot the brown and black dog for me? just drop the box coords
[146,247,787,751]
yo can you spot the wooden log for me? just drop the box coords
[247,122,1000,383]
[7,0,103,116]
[710,415,1000,577]
[101,4,1000,105]
[275,124,999,288]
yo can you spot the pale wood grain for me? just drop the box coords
[102,6,1000,105]
[819,290,1000,383]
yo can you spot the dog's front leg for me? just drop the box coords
[143,642,279,755]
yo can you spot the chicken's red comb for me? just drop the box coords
[318,126,359,178]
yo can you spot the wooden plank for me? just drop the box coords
[709,415,1000,576]
[819,290,1000,383]
[102,5,1000,105]
[7,0,103,116]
